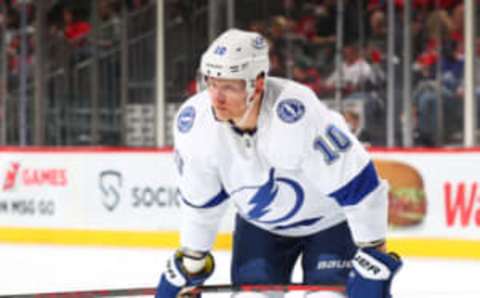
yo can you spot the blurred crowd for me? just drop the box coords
[271,0,478,146]
[184,0,480,146]
[1,0,479,147]
[0,0,150,84]
[1,0,36,84]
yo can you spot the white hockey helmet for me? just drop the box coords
[200,28,270,99]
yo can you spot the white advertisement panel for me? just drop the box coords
[82,152,180,230]
[82,151,235,231]
[0,150,236,232]
[0,153,84,227]
[371,150,480,240]
[0,148,478,242]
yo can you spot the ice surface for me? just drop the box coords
[0,244,479,297]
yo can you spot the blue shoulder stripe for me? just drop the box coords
[180,188,229,208]
[329,161,379,206]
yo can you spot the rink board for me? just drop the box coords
[0,147,479,259]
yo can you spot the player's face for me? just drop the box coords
[207,77,248,122]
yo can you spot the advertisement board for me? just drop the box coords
[371,150,480,240]
[0,147,478,258]
[0,154,81,227]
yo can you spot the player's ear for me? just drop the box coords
[254,73,265,95]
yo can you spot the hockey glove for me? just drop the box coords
[346,248,402,298]
[155,249,215,298]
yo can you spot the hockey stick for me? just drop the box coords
[0,284,344,298]
[0,287,156,298]
[180,284,345,296]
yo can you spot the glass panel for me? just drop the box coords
[1,0,476,147]
[233,1,388,146]
[412,1,465,146]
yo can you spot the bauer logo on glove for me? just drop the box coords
[352,251,392,280]
[347,248,402,298]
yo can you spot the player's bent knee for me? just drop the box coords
[233,259,276,284]
[304,291,346,298]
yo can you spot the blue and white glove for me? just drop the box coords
[347,248,402,298]
[155,249,215,298]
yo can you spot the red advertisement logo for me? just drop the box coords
[444,182,480,227]
[3,162,20,191]
[2,162,68,191]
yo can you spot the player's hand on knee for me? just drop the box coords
[155,248,215,298]
[346,248,402,298]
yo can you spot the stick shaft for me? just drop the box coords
[2,284,345,298]
[0,287,156,298]
[184,284,345,295]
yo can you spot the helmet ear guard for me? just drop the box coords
[200,29,270,100]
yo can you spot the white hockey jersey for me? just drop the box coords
[174,77,388,252]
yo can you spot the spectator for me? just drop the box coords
[448,54,480,139]
[313,0,336,46]
[367,9,387,54]
[247,20,267,36]
[414,39,439,80]
[126,0,150,11]
[295,10,317,43]
[448,3,464,42]
[365,8,389,88]
[0,5,4,28]
[267,16,289,58]
[291,58,323,95]
[413,40,465,146]
[324,44,377,98]
[311,0,337,72]
[267,15,307,78]
[97,0,121,49]
[343,108,371,146]
[268,50,286,77]
[63,6,92,62]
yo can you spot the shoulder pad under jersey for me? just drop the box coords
[174,91,216,160]
[264,80,320,170]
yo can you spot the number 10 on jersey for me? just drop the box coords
[314,124,352,164]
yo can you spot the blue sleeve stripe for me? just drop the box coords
[329,161,379,206]
[180,188,229,208]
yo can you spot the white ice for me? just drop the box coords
[0,244,479,297]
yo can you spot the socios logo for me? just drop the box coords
[177,106,196,133]
[237,169,304,225]
[277,99,305,123]
[99,170,122,212]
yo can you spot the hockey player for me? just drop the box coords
[156,29,401,298]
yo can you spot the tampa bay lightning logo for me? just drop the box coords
[246,169,304,224]
[277,99,305,123]
[177,106,196,133]
[251,36,266,50]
